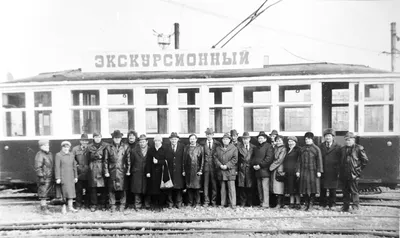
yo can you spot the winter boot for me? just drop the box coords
[61,204,67,214]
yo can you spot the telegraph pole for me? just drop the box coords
[174,23,180,49]
[391,22,397,72]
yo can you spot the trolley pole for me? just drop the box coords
[391,22,396,72]
[174,23,180,49]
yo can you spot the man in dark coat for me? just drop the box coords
[145,135,168,210]
[230,129,241,147]
[164,132,185,208]
[250,131,273,208]
[72,133,90,209]
[214,133,238,208]
[126,130,139,209]
[130,134,150,210]
[104,130,131,212]
[237,132,255,206]
[203,128,221,207]
[87,132,108,212]
[319,128,342,209]
[340,132,368,212]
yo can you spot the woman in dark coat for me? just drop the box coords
[126,130,139,208]
[145,135,167,210]
[270,135,287,208]
[55,141,78,213]
[237,132,255,206]
[296,132,323,211]
[130,134,149,209]
[183,134,204,207]
[34,139,54,214]
[283,136,301,209]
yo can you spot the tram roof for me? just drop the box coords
[6,62,393,83]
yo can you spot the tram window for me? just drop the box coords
[244,86,271,103]
[34,92,52,107]
[209,108,233,133]
[109,109,134,134]
[35,111,52,136]
[179,109,200,134]
[364,105,384,132]
[71,90,99,106]
[279,107,311,131]
[108,89,133,105]
[145,89,168,106]
[332,89,349,103]
[146,109,168,134]
[354,105,359,132]
[279,85,311,102]
[3,111,26,136]
[365,84,394,101]
[72,110,101,134]
[331,106,349,131]
[244,107,271,132]
[2,93,25,108]
[178,88,199,106]
[208,88,232,105]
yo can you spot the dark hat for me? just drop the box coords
[344,131,356,139]
[270,130,278,136]
[323,128,336,137]
[127,130,138,138]
[38,139,49,147]
[111,130,123,138]
[241,132,250,138]
[222,133,231,139]
[205,128,214,135]
[138,134,147,141]
[257,131,268,139]
[61,141,71,147]
[287,136,298,143]
[230,129,238,136]
[304,132,314,139]
[169,132,180,139]
[80,133,89,140]
[93,131,102,137]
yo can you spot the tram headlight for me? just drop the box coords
[4,145,9,150]
[387,141,392,147]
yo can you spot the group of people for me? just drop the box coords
[34,127,368,214]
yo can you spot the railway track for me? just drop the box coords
[0,215,398,237]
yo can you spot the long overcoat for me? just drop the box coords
[130,146,148,194]
[104,142,131,191]
[183,144,204,189]
[34,150,54,198]
[237,143,255,187]
[145,146,167,195]
[296,144,323,195]
[213,144,238,181]
[87,142,108,187]
[250,142,274,178]
[165,142,185,189]
[283,146,301,194]
[270,145,287,195]
[339,144,368,181]
[319,141,342,188]
[203,139,221,173]
[72,145,89,181]
[55,151,77,199]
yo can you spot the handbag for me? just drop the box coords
[160,161,174,189]
[275,171,286,182]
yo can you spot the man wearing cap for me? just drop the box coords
[34,139,54,214]
[214,133,238,208]
[340,132,368,212]
[72,133,90,209]
[230,129,241,147]
[104,130,131,212]
[319,128,342,209]
[251,131,274,208]
[164,132,185,208]
[130,134,151,210]
[203,128,221,207]
[237,132,255,207]
[87,132,108,212]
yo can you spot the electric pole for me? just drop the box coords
[174,23,180,49]
[391,22,397,72]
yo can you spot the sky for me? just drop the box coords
[0,0,399,81]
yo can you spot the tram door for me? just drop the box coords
[322,82,353,144]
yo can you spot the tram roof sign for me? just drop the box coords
[82,49,264,72]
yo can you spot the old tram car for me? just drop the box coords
[0,50,399,191]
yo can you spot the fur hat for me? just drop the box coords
[304,132,314,139]
[61,141,71,147]
[257,131,268,139]
[38,139,49,147]
[127,130,138,139]
[287,136,298,143]
[153,135,163,141]
[323,128,336,137]
[344,131,356,139]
